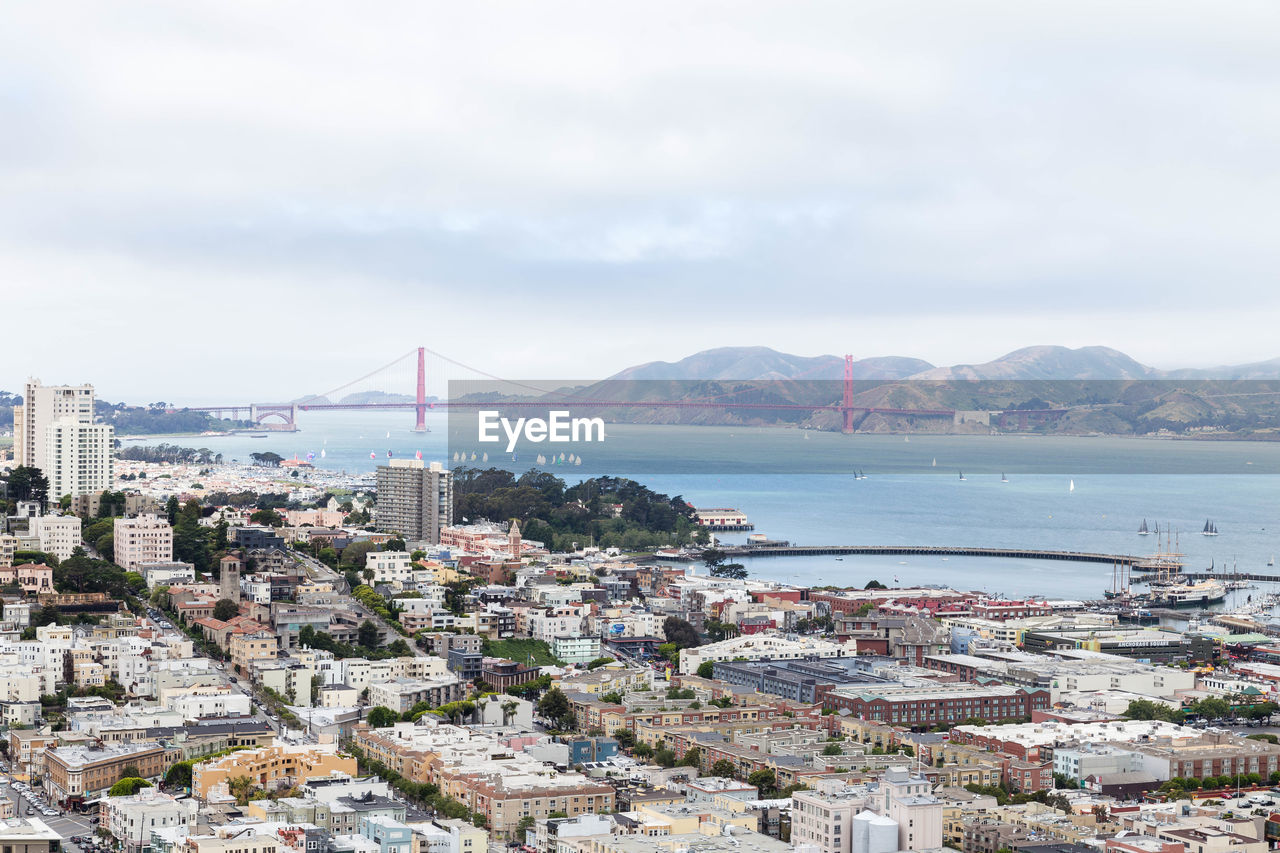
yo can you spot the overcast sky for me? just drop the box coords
[3,2,1278,403]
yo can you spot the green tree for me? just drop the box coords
[748,768,777,796]
[822,743,844,756]
[710,562,747,580]
[653,746,678,767]
[341,540,379,570]
[212,598,240,621]
[537,687,572,728]
[164,760,194,789]
[367,706,399,728]
[5,466,50,509]
[107,777,152,797]
[358,620,381,648]
[697,661,715,679]
[96,533,114,562]
[1190,697,1232,720]
[166,496,180,525]
[711,759,738,778]
[250,508,284,527]
[1122,699,1180,722]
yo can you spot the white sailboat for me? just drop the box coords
[1069,479,1075,492]
[1001,472,1008,483]
[931,458,936,467]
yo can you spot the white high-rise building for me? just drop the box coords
[44,420,115,501]
[13,378,113,498]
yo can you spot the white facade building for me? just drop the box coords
[29,515,82,562]
[162,685,252,720]
[366,551,414,586]
[43,420,114,500]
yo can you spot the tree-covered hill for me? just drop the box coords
[451,467,705,552]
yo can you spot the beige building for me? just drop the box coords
[230,630,280,675]
[44,742,172,806]
[191,745,358,799]
[114,514,174,571]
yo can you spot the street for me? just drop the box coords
[0,771,95,842]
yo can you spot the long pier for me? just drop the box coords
[719,544,1153,566]
[1175,572,1280,583]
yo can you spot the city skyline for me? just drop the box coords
[4,2,1280,400]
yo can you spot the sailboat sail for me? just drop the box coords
[1069,479,1075,492]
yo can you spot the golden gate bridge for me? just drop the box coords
[175,347,1062,433]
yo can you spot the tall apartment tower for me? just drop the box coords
[14,378,113,498]
[219,554,242,603]
[375,460,452,543]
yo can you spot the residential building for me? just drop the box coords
[367,676,465,713]
[14,379,96,466]
[0,562,55,595]
[822,683,1051,726]
[230,630,280,675]
[552,636,602,664]
[28,515,82,561]
[114,515,174,571]
[792,769,942,853]
[367,552,414,586]
[43,418,114,500]
[0,817,62,853]
[103,789,198,853]
[44,741,172,807]
[678,633,857,675]
[191,745,358,799]
[360,816,413,853]
[375,461,452,543]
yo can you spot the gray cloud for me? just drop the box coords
[2,1,1279,400]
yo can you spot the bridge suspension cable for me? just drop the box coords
[294,349,418,406]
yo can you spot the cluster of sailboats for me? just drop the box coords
[446,450,583,466]
[1138,518,1231,539]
